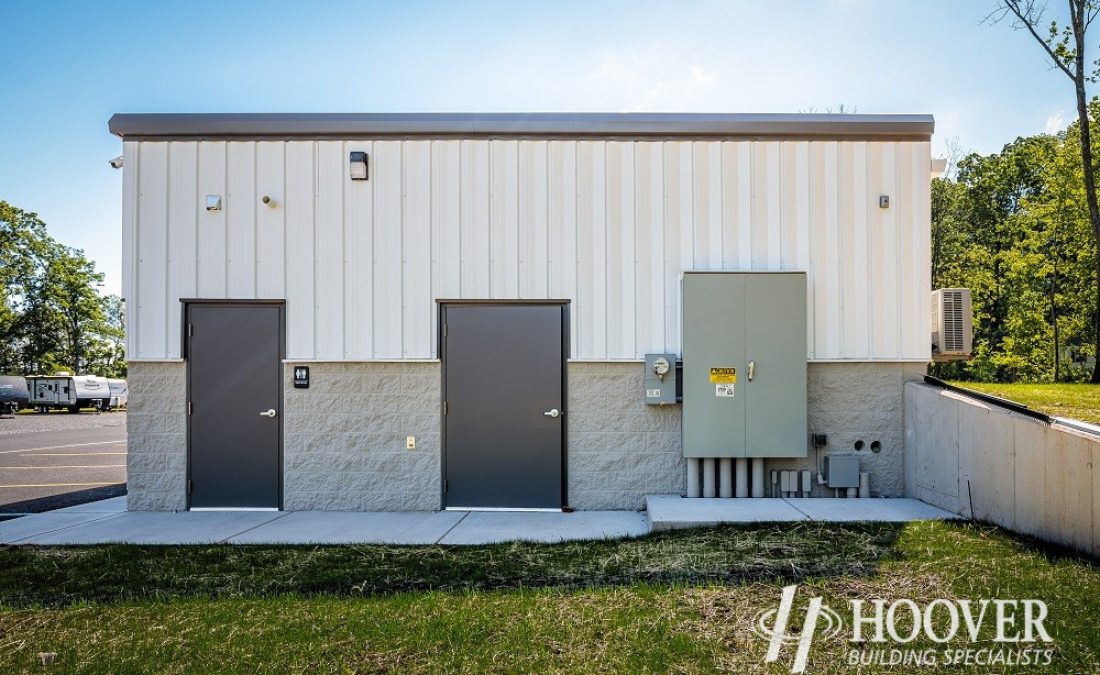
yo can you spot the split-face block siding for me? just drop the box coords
[127,361,920,511]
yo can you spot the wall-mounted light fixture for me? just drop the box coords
[878,195,890,209]
[349,151,369,180]
[206,195,222,212]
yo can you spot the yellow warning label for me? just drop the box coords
[709,367,737,384]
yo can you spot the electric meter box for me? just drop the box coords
[644,353,678,405]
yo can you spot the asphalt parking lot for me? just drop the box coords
[0,411,126,514]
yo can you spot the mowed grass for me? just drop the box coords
[0,521,1097,673]
[948,381,1100,424]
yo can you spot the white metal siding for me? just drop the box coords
[122,139,932,361]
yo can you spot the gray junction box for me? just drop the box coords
[643,353,678,405]
[681,272,808,459]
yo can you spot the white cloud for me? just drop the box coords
[1045,111,1067,134]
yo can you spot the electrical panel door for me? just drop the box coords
[682,272,807,458]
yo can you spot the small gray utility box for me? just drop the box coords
[682,272,807,458]
[644,353,678,405]
[823,455,860,489]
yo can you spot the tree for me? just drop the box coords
[0,200,123,376]
[43,244,107,374]
[992,0,1100,382]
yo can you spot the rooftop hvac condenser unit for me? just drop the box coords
[931,288,972,362]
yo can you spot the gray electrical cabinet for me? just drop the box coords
[682,271,807,458]
[643,353,678,405]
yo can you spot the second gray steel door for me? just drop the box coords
[188,303,282,508]
[443,304,564,509]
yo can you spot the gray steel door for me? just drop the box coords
[442,304,565,509]
[187,303,283,509]
[682,273,748,458]
[745,273,807,457]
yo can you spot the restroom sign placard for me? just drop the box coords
[709,367,736,384]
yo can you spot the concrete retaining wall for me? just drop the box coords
[905,382,1099,556]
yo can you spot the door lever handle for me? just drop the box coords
[259,408,277,418]
[543,408,561,418]
[747,361,755,382]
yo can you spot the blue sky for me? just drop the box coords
[0,0,1080,294]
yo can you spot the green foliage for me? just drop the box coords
[932,109,1099,382]
[0,201,124,378]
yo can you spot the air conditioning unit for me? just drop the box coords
[931,288,972,361]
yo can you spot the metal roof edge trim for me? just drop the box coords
[108,112,935,141]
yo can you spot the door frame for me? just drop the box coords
[181,299,286,511]
[437,300,571,510]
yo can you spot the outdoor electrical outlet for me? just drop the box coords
[406,436,416,450]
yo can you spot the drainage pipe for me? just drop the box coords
[846,487,857,498]
[735,458,749,498]
[858,472,870,498]
[751,458,765,498]
[719,458,733,498]
[702,458,716,498]
[686,458,700,498]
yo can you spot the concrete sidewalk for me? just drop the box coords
[0,495,957,545]
[0,497,650,545]
[645,495,960,531]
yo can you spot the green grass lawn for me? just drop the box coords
[0,521,1097,673]
[946,381,1100,424]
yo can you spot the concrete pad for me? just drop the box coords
[646,495,809,531]
[438,510,649,545]
[0,512,120,543]
[19,511,287,545]
[782,497,960,522]
[227,510,467,545]
[51,496,128,513]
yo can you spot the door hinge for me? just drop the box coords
[187,480,193,494]
[188,323,193,337]
[443,323,448,338]
[444,480,448,493]
[442,401,448,415]
[187,401,192,415]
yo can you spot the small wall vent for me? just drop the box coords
[931,288,972,362]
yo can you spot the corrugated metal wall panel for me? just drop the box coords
[284,142,315,357]
[122,142,137,357]
[126,138,932,362]
[136,142,168,359]
[373,141,403,358]
[343,142,374,358]
[226,143,257,299]
[518,141,549,299]
[166,142,198,358]
[404,141,433,358]
[314,141,345,359]
[255,142,286,301]
[196,142,227,299]
[635,142,666,354]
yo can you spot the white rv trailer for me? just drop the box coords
[27,374,111,413]
[107,378,128,409]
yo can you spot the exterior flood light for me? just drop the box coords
[349,151,369,180]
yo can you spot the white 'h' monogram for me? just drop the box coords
[763,585,825,674]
